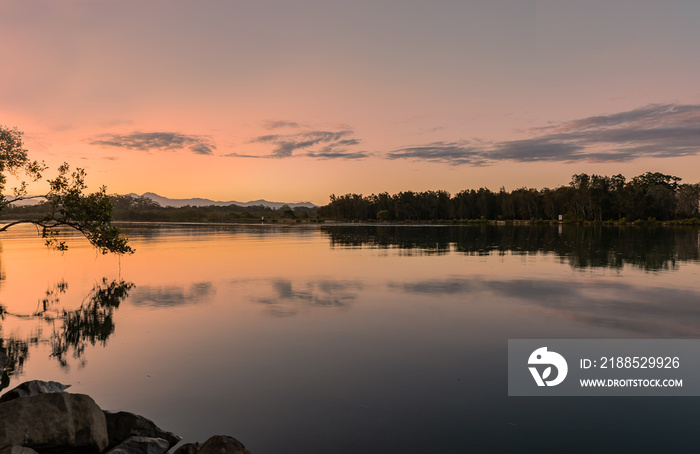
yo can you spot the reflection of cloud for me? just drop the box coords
[391,277,700,337]
[386,104,700,165]
[89,132,216,155]
[253,279,362,316]
[228,130,368,160]
[390,278,476,295]
[129,282,215,307]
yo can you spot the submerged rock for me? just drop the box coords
[104,411,181,450]
[105,436,169,454]
[0,392,108,453]
[0,380,71,404]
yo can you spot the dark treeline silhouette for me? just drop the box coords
[318,172,700,222]
[1,194,319,223]
[322,224,700,271]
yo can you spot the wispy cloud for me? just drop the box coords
[252,130,354,157]
[306,149,370,160]
[386,141,488,166]
[222,152,265,159]
[262,120,302,129]
[238,129,368,160]
[89,132,216,155]
[386,103,700,165]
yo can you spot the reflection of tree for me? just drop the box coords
[322,225,700,270]
[0,278,133,387]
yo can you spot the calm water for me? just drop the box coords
[1,223,700,453]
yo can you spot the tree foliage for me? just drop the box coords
[318,172,700,222]
[0,126,132,254]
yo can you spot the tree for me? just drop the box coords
[676,183,700,218]
[0,126,132,254]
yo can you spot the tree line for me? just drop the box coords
[3,170,698,225]
[1,194,319,223]
[317,172,700,222]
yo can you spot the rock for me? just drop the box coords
[104,411,181,450]
[0,447,40,454]
[197,435,251,454]
[173,443,200,454]
[105,436,169,454]
[0,380,71,403]
[0,392,108,453]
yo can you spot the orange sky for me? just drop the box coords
[2,1,700,205]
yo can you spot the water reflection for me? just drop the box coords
[391,276,700,336]
[119,223,319,240]
[0,278,133,389]
[129,282,215,307]
[2,224,700,453]
[323,224,700,270]
[252,279,362,316]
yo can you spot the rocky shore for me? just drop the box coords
[0,353,251,454]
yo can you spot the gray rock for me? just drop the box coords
[0,447,40,454]
[0,380,71,404]
[198,435,251,454]
[104,411,181,450]
[173,443,200,454]
[0,392,108,453]
[105,436,169,454]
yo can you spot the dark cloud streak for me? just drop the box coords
[90,132,216,155]
[386,142,488,165]
[245,129,366,160]
[386,103,700,166]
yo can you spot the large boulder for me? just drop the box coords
[105,436,169,454]
[0,392,108,453]
[0,447,40,454]
[173,443,200,454]
[104,411,181,450]
[197,435,251,454]
[0,380,71,404]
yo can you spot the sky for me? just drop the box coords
[1,0,700,205]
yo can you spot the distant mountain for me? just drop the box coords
[130,192,317,209]
[5,196,47,206]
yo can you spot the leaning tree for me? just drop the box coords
[0,125,132,254]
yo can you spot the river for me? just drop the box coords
[1,223,699,453]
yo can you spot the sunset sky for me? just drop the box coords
[2,0,700,205]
